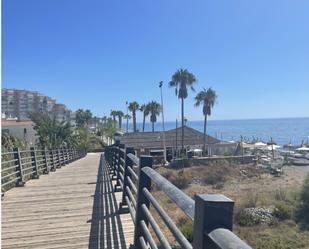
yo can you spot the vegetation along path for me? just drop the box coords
[1,153,134,249]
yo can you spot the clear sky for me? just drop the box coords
[2,0,309,121]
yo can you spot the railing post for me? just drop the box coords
[43,147,50,174]
[61,148,67,163]
[30,147,39,179]
[112,147,117,179]
[115,144,125,190]
[62,148,65,165]
[14,147,25,186]
[61,148,65,165]
[106,147,111,169]
[120,147,135,208]
[193,194,234,249]
[69,148,72,162]
[66,148,69,164]
[57,149,62,168]
[134,155,153,249]
[50,150,56,171]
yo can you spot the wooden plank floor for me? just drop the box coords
[1,153,134,249]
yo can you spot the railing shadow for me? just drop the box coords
[88,154,127,249]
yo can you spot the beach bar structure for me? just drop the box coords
[119,126,237,162]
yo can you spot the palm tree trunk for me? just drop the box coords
[203,114,207,156]
[181,97,184,152]
[119,117,122,129]
[143,114,145,132]
[133,112,136,132]
[152,122,154,132]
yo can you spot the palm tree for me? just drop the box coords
[140,104,150,132]
[147,101,161,132]
[116,111,124,129]
[124,114,131,132]
[110,110,118,128]
[128,102,139,132]
[194,87,217,155]
[169,69,197,151]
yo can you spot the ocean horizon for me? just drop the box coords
[124,117,309,145]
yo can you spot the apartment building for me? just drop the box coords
[1,88,71,121]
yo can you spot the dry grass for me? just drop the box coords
[150,163,309,248]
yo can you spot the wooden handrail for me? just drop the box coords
[1,147,87,195]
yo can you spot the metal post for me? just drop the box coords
[159,81,167,164]
[126,101,129,133]
[193,194,234,249]
[13,147,25,186]
[133,155,153,249]
[30,147,39,179]
[175,119,178,158]
[43,147,49,174]
[120,147,135,208]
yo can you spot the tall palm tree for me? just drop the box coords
[140,104,150,132]
[194,87,217,155]
[110,110,118,128]
[169,69,197,151]
[147,101,161,132]
[128,102,139,132]
[124,114,131,132]
[116,111,124,129]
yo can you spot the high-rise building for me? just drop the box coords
[1,88,71,121]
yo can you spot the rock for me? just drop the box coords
[243,206,275,224]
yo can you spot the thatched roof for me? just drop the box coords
[119,126,220,149]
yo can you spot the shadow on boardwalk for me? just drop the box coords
[88,155,127,249]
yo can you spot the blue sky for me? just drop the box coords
[2,0,309,121]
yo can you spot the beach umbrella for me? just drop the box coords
[295,147,309,151]
[254,142,267,147]
[267,145,281,150]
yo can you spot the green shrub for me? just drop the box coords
[274,189,288,202]
[223,151,233,156]
[242,192,259,208]
[296,174,309,227]
[178,217,193,242]
[202,168,226,185]
[235,209,261,226]
[273,203,292,220]
[161,170,190,189]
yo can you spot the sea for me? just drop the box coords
[127,117,309,145]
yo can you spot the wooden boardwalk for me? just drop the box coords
[1,153,134,249]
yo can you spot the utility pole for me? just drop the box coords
[176,119,178,158]
[159,81,167,164]
[126,101,129,133]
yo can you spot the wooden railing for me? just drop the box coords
[105,143,252,249]
[1,147,86,195]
